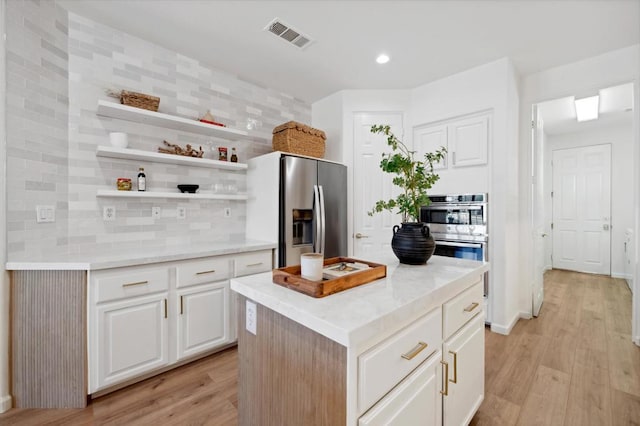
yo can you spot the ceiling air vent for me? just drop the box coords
[265,18,314,50]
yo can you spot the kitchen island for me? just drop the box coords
[231,254,489,426]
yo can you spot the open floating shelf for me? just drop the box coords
[96,189,248,201]
[96,100,249,140]
[96,145,247,171]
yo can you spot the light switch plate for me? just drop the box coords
[36,205,55,223]
[103,206,116,221]
[246,300,257,335]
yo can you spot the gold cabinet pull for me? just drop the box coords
[180,295,184,315]
[122,280,148,288]
[464,302,479,312]
[196,269,216,275]
[440,360,449,396]
[164,299,168,319]
[401,341,428,360]
[246,262,263,267]
[449,350,458,383]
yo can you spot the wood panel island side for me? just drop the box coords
[230,254,490,426]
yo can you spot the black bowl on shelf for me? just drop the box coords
[177,184,199,194]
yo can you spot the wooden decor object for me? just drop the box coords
[158,140,204,158]
[237,295,346,426]
[120,90,160,112]
[272,121,326,158]
[272,257,386,298]
[11,270,87,408]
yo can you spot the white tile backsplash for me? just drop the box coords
[6,0,311,260]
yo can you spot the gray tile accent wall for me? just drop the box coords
[5,0,69,257]
[6,2,311,259]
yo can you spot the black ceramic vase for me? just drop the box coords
[391,222,436,265]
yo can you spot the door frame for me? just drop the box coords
[526,79,640,346]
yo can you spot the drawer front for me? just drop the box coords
[234,250,272,277]
[176,256,231,288]
[443,279,484,339]
[358,307,442,414]
[95,267,170,304]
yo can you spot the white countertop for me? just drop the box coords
[6,239,276,270]
[231,254,489,348]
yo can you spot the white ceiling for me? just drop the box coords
[537,82,634,135]
[58,0,640,104]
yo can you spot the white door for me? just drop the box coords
[531,106,546,316]
[176,281,229,361]
[353,113,403,257]
[97,293,169,390]
[552,144,611,274]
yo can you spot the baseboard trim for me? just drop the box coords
[544,265,552,272]
[611,272,629,279]
[0,395,12,413]
[519,310,532,320]
[634,336,640,347]
[490,312,521,335]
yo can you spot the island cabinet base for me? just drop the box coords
[237,295,347,426]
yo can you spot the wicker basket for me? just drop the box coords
[120,90,160,112]
[272,121,326,158]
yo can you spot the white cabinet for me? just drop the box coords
[359,351,442,426]
[358,279,484,425]
[442,314,484,426]
[414,124,448,170]
[414,112,490,169]
[176,281,230,361]
[449,115,489,168]
[89,249,273,393]
[97,292,169,389]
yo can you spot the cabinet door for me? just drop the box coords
[359,351,442,426]
[442,314,485,426]
[176,281,230,361]
[97,293,169,390]
[414,123,448,170]
[449,115,489,167]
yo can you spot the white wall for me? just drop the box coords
[519,45,640,342]
[0,0,11,413]
[543,123,634,276]
[314,60,521,334]
[410,58,521,333]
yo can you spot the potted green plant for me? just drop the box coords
[368,124,446,264]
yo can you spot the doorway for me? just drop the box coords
[531,82,635,317]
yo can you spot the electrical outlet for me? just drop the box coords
[36,205,55,223]
[103,206,116,221]
[152,206,162,219]
[177,206,186,220]
[224,207,231,218]
[246,300,257,335]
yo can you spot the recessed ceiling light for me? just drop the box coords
[376,54,390,64]
[574,95,599,122]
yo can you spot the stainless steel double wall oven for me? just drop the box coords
[421,193,489,299]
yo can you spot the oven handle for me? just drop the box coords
[425,205,483,210]
[436,241,484,249]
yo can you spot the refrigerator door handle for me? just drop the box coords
[318,185,326,255]
[313,185,321,253]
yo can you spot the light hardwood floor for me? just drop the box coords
[1,269,639,425]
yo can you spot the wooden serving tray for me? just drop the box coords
[272,257,387,298]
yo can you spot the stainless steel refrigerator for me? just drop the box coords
[246,152,348,267]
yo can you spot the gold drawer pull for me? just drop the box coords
[464,302,479,312]
[401,341,428,360]
[180,295,184,315]
[440,360,449,396]
[450,350,458,383]
[246,262,264,267]
[196,269,216,275]
[164,298,168,319]
[122,280,148,288]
